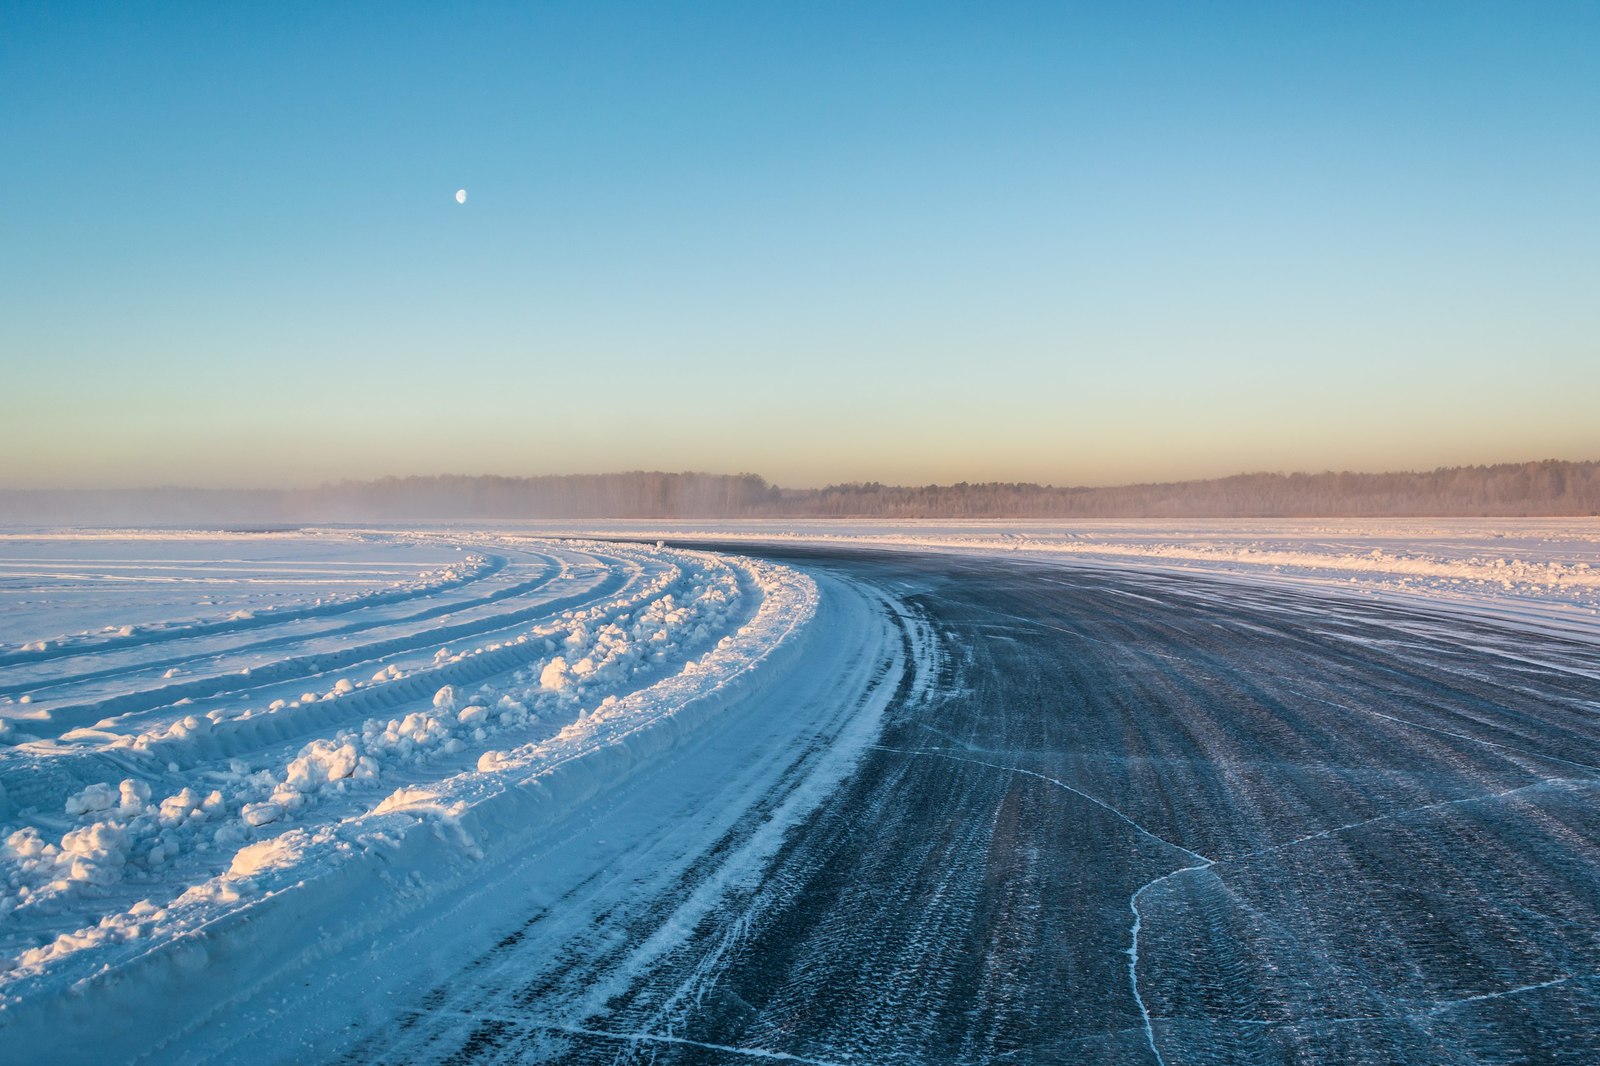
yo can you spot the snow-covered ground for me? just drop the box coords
[4,519,1597,1060]
[523,518,1600,634]
[0,530,866,1060]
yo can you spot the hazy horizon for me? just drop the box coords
[4,3,1596,490]
[2,454,1599,496]
[5,460,1598,529]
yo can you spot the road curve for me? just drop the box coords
[367,544,1600,1065]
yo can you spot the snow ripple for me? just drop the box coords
[0,533,817,1029]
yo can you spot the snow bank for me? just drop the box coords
[0,534,818,1059]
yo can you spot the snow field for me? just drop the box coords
[0,533,816,1035]
[534,518,1600,631]
[0,532,497,660]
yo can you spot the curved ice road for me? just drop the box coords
[358,543,1600,1066]
[7,534,1600,1064]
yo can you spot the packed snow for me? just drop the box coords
[0,531,822,1054]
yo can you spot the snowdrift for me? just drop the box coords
[0,533,818,1058]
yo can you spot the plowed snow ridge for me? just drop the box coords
[0,532,818,1045]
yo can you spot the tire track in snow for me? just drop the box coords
[0,537,795,1047]
[0,549,550,701]
[0,541,505,669]
[344,578,911,1066]
[11,552,641,735]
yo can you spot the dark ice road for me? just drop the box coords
[373,547,1600,1065]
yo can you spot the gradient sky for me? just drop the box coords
[3,1,1597,490]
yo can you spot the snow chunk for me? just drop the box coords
[373,786,444,816]
[169,714,211,739]
[119,778,151,815]
[241,802,283,827]
[65,782,118,817]
[539,656,572,692]
[229,837,303,877]
[60,822,129,885]
[283,739,360,793]
[158,788,205,828]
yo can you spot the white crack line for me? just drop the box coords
[1289,685,1600,778]
[872,746,1209,864]
[875,743,1600,1065]
[1223,776,1590,864]
[874,744,1212,1064]
[424,1010,849,1065]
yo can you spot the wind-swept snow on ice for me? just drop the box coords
[7,521,1599,1063]
[540,518,1600,633]
[0,530,819,1055]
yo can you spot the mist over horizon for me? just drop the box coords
[4,458,1597,527]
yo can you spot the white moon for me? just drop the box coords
[455,188,467,204]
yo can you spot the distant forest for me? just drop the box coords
[3,460,1598,525]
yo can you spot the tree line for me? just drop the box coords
[3,460,1597,525]
[797,460,1600,518]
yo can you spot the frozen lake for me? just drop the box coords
[3,525,1598,1063]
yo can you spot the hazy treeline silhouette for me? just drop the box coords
[2,461,1597,526]
[804,460,1600,518]
[300,473,781,521]
[0,473,781,526]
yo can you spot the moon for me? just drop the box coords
[455,188,467,204]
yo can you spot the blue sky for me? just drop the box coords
[3,1,1596,488]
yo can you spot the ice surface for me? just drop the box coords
[518,518,1600,634]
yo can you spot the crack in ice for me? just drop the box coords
[875,744,1600,1065]
[1426,972,1593,1013]
[1289,686,1600,777]
[1146,971,1596,1031]
[1362,708,1600,776]
[872,746,1209,864]
[1222,776,1587,865]
[1127,863,1214,1065]
[544,1022,848,1064]
[422,1009,848,1065]
[874,744,1212,1065]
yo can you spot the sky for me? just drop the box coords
[2,1,1597,490]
